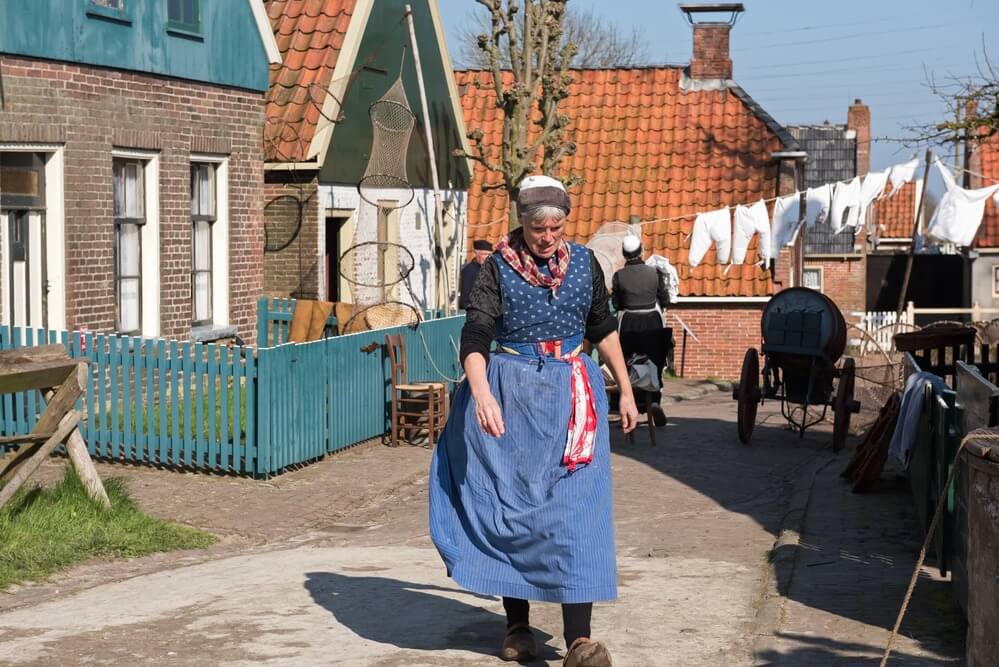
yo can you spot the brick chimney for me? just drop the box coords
[847,99,870,176]
[691,24,732,79]
[680,3,744,81]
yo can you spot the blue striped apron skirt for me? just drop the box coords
[428,340,618,603]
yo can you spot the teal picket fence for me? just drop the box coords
[256,297,338,348]
[0,314,463,477]
[0,327,258,474]
[255,316,464,473]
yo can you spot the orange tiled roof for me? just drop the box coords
[871,181,915,239]
[264,0,356,162]
[979,134,999,247]
[457,67,795,298]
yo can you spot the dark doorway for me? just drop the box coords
[325,215,350,302]
[866,254,966,324]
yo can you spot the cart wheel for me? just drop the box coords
[737,348,760,444]
[833,357,856,453]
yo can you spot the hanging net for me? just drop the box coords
[358,76,416,209]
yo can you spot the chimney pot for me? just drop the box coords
[681,3,743,80]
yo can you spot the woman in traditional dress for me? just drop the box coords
[429,175,638,666]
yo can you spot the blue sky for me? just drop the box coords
[437,0,999,171]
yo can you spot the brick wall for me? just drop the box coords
[0,56,265,344]
[690,24,733,80]
[805,256,866,317]
[263,170,320,299]
[670,303,766,380]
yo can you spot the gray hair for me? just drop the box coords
[519,205,568,226]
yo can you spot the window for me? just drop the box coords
[167,0,200,33]
[91,0,123,8]
[993,265,999,297]
[86,0,130,23]
[191,163,215,326]
[802,267,823,292]
[113,158,144,334]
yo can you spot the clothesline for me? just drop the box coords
[465,153,999,232]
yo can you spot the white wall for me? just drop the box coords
[319,184,467,311]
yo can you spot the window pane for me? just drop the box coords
[123,161,143,218]
[113,161,123,218]
[168,0,181,21]
[119,223,141,275]
[194,221,211,271]
[190,165,198,215]
[194,272,211,322]
[119,278,140,332]
[183,0,196,23]
[199,165,214,216]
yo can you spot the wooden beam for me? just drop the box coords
[0,347,84,395]
[0,364,85,481]
[0,433,57,444]
[0,410,80,510]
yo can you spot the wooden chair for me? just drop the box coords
[385,334,448,447]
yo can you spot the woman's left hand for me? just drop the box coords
[618,393,639,433]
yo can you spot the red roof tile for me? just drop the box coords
[457,67,789,297]
[979,134,999,247]
[264,0,357,162]
[871,180,916,239]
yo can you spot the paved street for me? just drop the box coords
[0,393,965,665]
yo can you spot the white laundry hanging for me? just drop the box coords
[732,199,772,265]
[888,158,920,193]
[922,157,957,212]
[646,254,680,303]
[770,193,801,257]
[856,168,890,231]
[805,184,831,228]
[829,176,861,234]
[688,207,732,268]
[925,181,999,246]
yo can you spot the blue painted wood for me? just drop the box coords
[157,340,168,465]
[144,338,155,461]
[207,344,218,469]
[0,0,272,92]
[245,350,256,475]
[194,343,205,468]
[12,328,25,435]
[122,335,134,459]
[181,342,194,468]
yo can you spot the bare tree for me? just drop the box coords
[456,5,650,70]
[457,0,580,228]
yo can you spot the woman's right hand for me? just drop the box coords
[472,389,505,437]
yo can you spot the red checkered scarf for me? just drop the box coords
[495,229,571,296]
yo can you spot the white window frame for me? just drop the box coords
[0,143,66,331]
[993,264,999,298]
[112,148,159,337]
[802,266,824,292]
[190,153,229,328]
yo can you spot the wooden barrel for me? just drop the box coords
[961,435,999,667]
[761,287,847,362]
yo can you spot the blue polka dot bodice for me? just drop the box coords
[494,242,592,344]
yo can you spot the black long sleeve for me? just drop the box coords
[459,258,501,364]
[586,253,617,344]
[656,272,671,309]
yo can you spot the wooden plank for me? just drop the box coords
[144,338,155,462]
[194,343,206,469]
[96,334,109,457]
[0,410,81,509]
[122,336,134,459]
[207,344,218,470]
[0,328,12,439]
[110,336,121,459]
[219,346,230,472]
[169,340,181,466]
[244,350,255,474]
[157,340,168,465]
[41,384,110,510]
[252,348,266,476]
[0,364,85,481]
[182,342,193,468]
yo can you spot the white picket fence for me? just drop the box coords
[851,310,913,353]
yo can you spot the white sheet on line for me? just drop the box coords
[732,199,771,265]
[688,207,732,268]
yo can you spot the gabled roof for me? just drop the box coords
[871,181,916,240]
[264,0,472,174]
[264,0,359,163]
[458,66,798,297]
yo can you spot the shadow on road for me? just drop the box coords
[304,572,559,662]
[754,632,960,666]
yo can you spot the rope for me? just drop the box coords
[880,428,999,666]
[418,328,462,383]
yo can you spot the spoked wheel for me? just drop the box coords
[736,348,761,444]
[832,357,858,453]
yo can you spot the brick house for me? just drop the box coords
[0,0,280,344]
[787,100,871,319]
[263,0,472,312]
[456,5,806,379]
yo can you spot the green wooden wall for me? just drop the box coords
[320,0,470,189]
[0,0,271,92]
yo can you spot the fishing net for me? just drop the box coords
[357,76,416,209]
